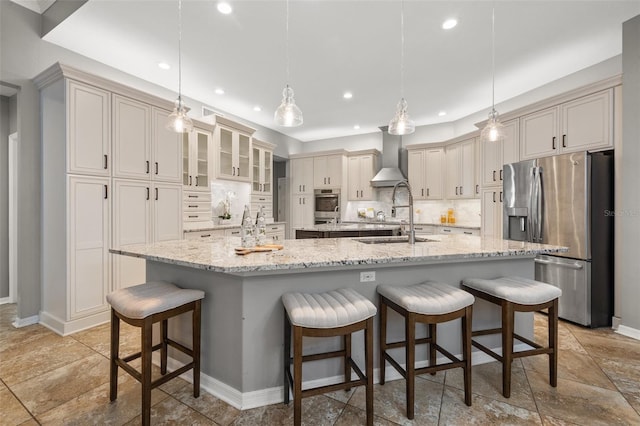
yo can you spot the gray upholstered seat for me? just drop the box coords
[377,281,474,315]
[282,288,377,329]
[461,276,561,305]
[106,281,205,319]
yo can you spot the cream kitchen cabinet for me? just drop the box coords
[347,151,379,201]
[252,139,275,195]
[184,229,225,240]
[112,179,182,290]
[251,194,273,221]
[520,89,613,160]
[225,227,242,238]
[314,154,345,188]
[481,187,503,239]
[445,138,476,199]
[439,226,480,236]
[183,126,212,191]
[183,190,212,223]
[291,157,314,194]
[112,95,181,183]
[290,194,314,237]
[265,223,286,242]
[215,116,255,182]
[481,119,519,187]
[407,146,444,200]
[67,80,111,176]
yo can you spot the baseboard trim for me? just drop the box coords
[0,297,16,305]
[157,343,530,410]
[39,310,110,336]
[12,314,39,328]
[616,325,640,341]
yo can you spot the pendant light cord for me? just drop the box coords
[285,0,290,85]
[178,0,183,102]
[400,0,405,99]
[491,4,495,111]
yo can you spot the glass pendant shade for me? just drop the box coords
[480,108,505,143]
[274,85,303,127]
[166,98,194,133]
[388,98,415,135]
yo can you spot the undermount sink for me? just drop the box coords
[354,236,438,244]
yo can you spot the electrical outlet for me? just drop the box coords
[360,271,376,282]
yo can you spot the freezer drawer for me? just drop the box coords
[534,255,591,326]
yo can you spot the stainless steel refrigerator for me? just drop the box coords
[503,150,614,327]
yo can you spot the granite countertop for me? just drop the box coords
[110,235,567,275]
[184,222,287,233]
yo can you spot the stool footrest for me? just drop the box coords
[384,336,431,350]
[301,376,367,399]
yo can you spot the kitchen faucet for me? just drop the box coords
[333,205,340,225]
[391,180,416,244]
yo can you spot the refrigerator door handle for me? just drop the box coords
[535,258,584,270]
[532,166,543,242]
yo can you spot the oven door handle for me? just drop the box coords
[534,258,584,270]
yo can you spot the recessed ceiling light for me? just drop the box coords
[353,125,360,130]
[253,106,262,112]
[215,88,225,95]
[343,92,353,100]
[438,111,447,117]
[442,19,457,30]
[158,62,171,70]
[217,2,232,15]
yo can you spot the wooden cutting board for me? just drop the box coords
[235,244,284,255]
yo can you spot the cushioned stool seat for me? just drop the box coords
[377,281,475,419]
[283,289,376,426]
[461,276,561,398]
[107,281,204,426]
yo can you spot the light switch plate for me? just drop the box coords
[360,271,376,282]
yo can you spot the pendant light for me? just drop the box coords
[480,5,504,143]
[388,0,414,136]
[274,0,303,127]
[166,0,193,133]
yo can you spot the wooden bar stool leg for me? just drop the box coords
[405,313,416,420]
[379,296,387,385]
[160,318,168,375]
[109,309,119,402]
[141,318,153,426]
[462,305,473,406]
[283,311,291,404]
[344,333,352,390]
[193,300,202,398]
[429,323,437,375]
[501,301,514,398]
[293,325,303,426]
[549,298,559,387]
[365,317,374,426]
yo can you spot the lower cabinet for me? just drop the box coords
[481,187,503,239]
[184,229,225,240]
[265,223,286,242]
[290,194,314,238]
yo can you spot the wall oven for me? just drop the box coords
[314,189,340,224]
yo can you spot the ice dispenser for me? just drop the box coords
[505,207,528,241]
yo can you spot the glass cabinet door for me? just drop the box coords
[237,133,251,180]
[195,131,209,189]
[252,147,261,192]
[219,127,233,177]
[182,134,190,186]
[263,150,272,193]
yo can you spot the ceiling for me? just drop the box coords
[40,0,640,142]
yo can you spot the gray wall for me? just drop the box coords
[619,15,640,331]
[0,96,9,298]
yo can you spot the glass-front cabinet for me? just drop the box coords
[215,116,255,182]
[183,127,212,191]
[252,138,275,195]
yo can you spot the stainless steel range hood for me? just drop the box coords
[370,126,408,187]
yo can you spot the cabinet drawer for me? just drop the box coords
[183,212,211,222]
[224,227,242,237]
[184,192,211,202]
[265,224,285,235]
[183,201,211,212]
[184,230,223,240]
[413,225,436,234]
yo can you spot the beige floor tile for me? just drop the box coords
[333,404,400,426]
[0,386,33,425]
[527,369,640,425]
[533,318,588,354]
[541,414,583,425]
[231,395,344,426]
[0,324,54,357]
[123,395,217,426]
[439,386,542,425]
[591,355,640,413]
[171,382,240,426]
[324,387,357,404]
[445,360,537,411]
[36,373,170,425]
[72,321,141,358]
[11,352,111,416]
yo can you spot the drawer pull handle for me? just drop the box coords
[201,234,211,238]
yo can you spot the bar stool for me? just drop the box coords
[461,276,561,398]
[377,281,475,420]
[282,288,376,426]
[107,281,205,426]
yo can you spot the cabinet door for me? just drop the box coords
[112,179,150,290]
[313,156,327,187]
[151,108,182,183]
[459,140,475,199]
[153,183,183,242]
[68,176,110,319]
[326,155,343,187]
[292,158,314,194]
[252,146,262,193]
[502,119,520,169]
[424,148,443,199]
[445,145,459,199]
[218,126,234,179]
[520,106,558,160]
[263,150,273,194]
[290,195,313,235]
[67,81,110,176]
[113,95,151,179]
[481,188,503,239]
[561,90,612,152]
[347,156,361,200]
[237,133,251,180]
[408,149,426,200]
[358,155,374,200]
[481,134,500,187]
[193,129,211,190]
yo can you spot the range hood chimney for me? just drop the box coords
[370,126,407,187]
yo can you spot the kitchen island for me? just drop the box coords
[110,235,565,410]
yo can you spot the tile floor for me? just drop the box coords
[1,303,639,425]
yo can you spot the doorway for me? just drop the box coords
[8,132,18,303]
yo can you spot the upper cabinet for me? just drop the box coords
[520,89,613,160]
[112,95,182,183]
[291,157,314,194]
[314,154,345,189]
[67,80,111,176]
[407,146,444,200]
[214,116,255,182]
[347,151,380,201]
[183,126,213,191]
[445,138,476,199]
[252,138,276,195]
[480,119,519,187]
